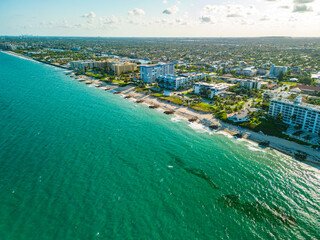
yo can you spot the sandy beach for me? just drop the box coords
[3,50,320,165]
[117,86,320,164]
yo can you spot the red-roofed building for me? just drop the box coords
[292,85,320,93]
[265,83,277,89]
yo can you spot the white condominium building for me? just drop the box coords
[268,96,320,134]
[158,75,190,90]
[140,62,175,84]
[70,60,96,70]
[70,60,108,70]
[158,72,207,90]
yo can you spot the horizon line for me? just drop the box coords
[2,35,320,39]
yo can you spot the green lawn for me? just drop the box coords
[282,82,298,86]
[112,79,124,84]
[239,118,287,138]
[160,96,183,105]
[190,103,216,113]
[85,72,103,79]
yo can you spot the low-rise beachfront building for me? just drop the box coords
[110,62,137,75]
[140,62,175,84]
[180,72,206,81]
[268,96,320,134]
[70,60,96,70]
[158,74,191,90]
[228,110,249,123]
[70,59,136,74]
[157,72,206,90]
[193,82,230,99]
[70,60,108,70]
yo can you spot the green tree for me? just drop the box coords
[278,71,284,82]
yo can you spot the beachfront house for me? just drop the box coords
[228,110,249,123]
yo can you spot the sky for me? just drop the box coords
[1,0,320,37]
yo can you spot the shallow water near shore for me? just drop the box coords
[0,51,320,240]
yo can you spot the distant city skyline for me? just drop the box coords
[1,0,320,37]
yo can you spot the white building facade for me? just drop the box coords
[268,97,320,134]
[140,62,175,84]
[70,60,108,70]
[241,80,262,90]
[158,75,190,90]
[194,82,230,99]
[158,72,206,90]
[269,64,289,77]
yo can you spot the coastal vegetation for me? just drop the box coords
[159,96,183,105]
[2,36,319,148]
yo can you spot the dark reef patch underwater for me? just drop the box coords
[217,194,297,226]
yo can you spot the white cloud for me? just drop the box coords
[82,11,96,24]
[163,6,179,14]
[175,18,189,25]
[260,15,271,21]
[163,0,168,3]
[200,16,215,24]
[99,15,121,25]
[203,4,258,18]
[294,0,314,3]
[293,4,313,12]
[227,13,243,18]
[289,16,298,21]
[128,8,145,16]
[279,5,290,9]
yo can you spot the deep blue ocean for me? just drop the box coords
[0,51,319,239]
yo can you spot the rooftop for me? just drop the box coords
[291,85,320,92]
[159,74,185,80]
[195,82,231,90]
[140,62,173,67]
[272,98,320,112]
[180,72,205,77]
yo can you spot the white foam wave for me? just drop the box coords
[188,122,210,133]
[248,146,265,152]
[142,102,151,107]
[214,130,233,139]
[171,114,188,122]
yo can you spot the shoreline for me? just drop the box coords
[119,86,320,165]
[2,50,320,166]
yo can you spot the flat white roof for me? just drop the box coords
[271,98,320,112]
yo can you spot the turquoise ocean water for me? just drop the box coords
[0,51,319,240]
